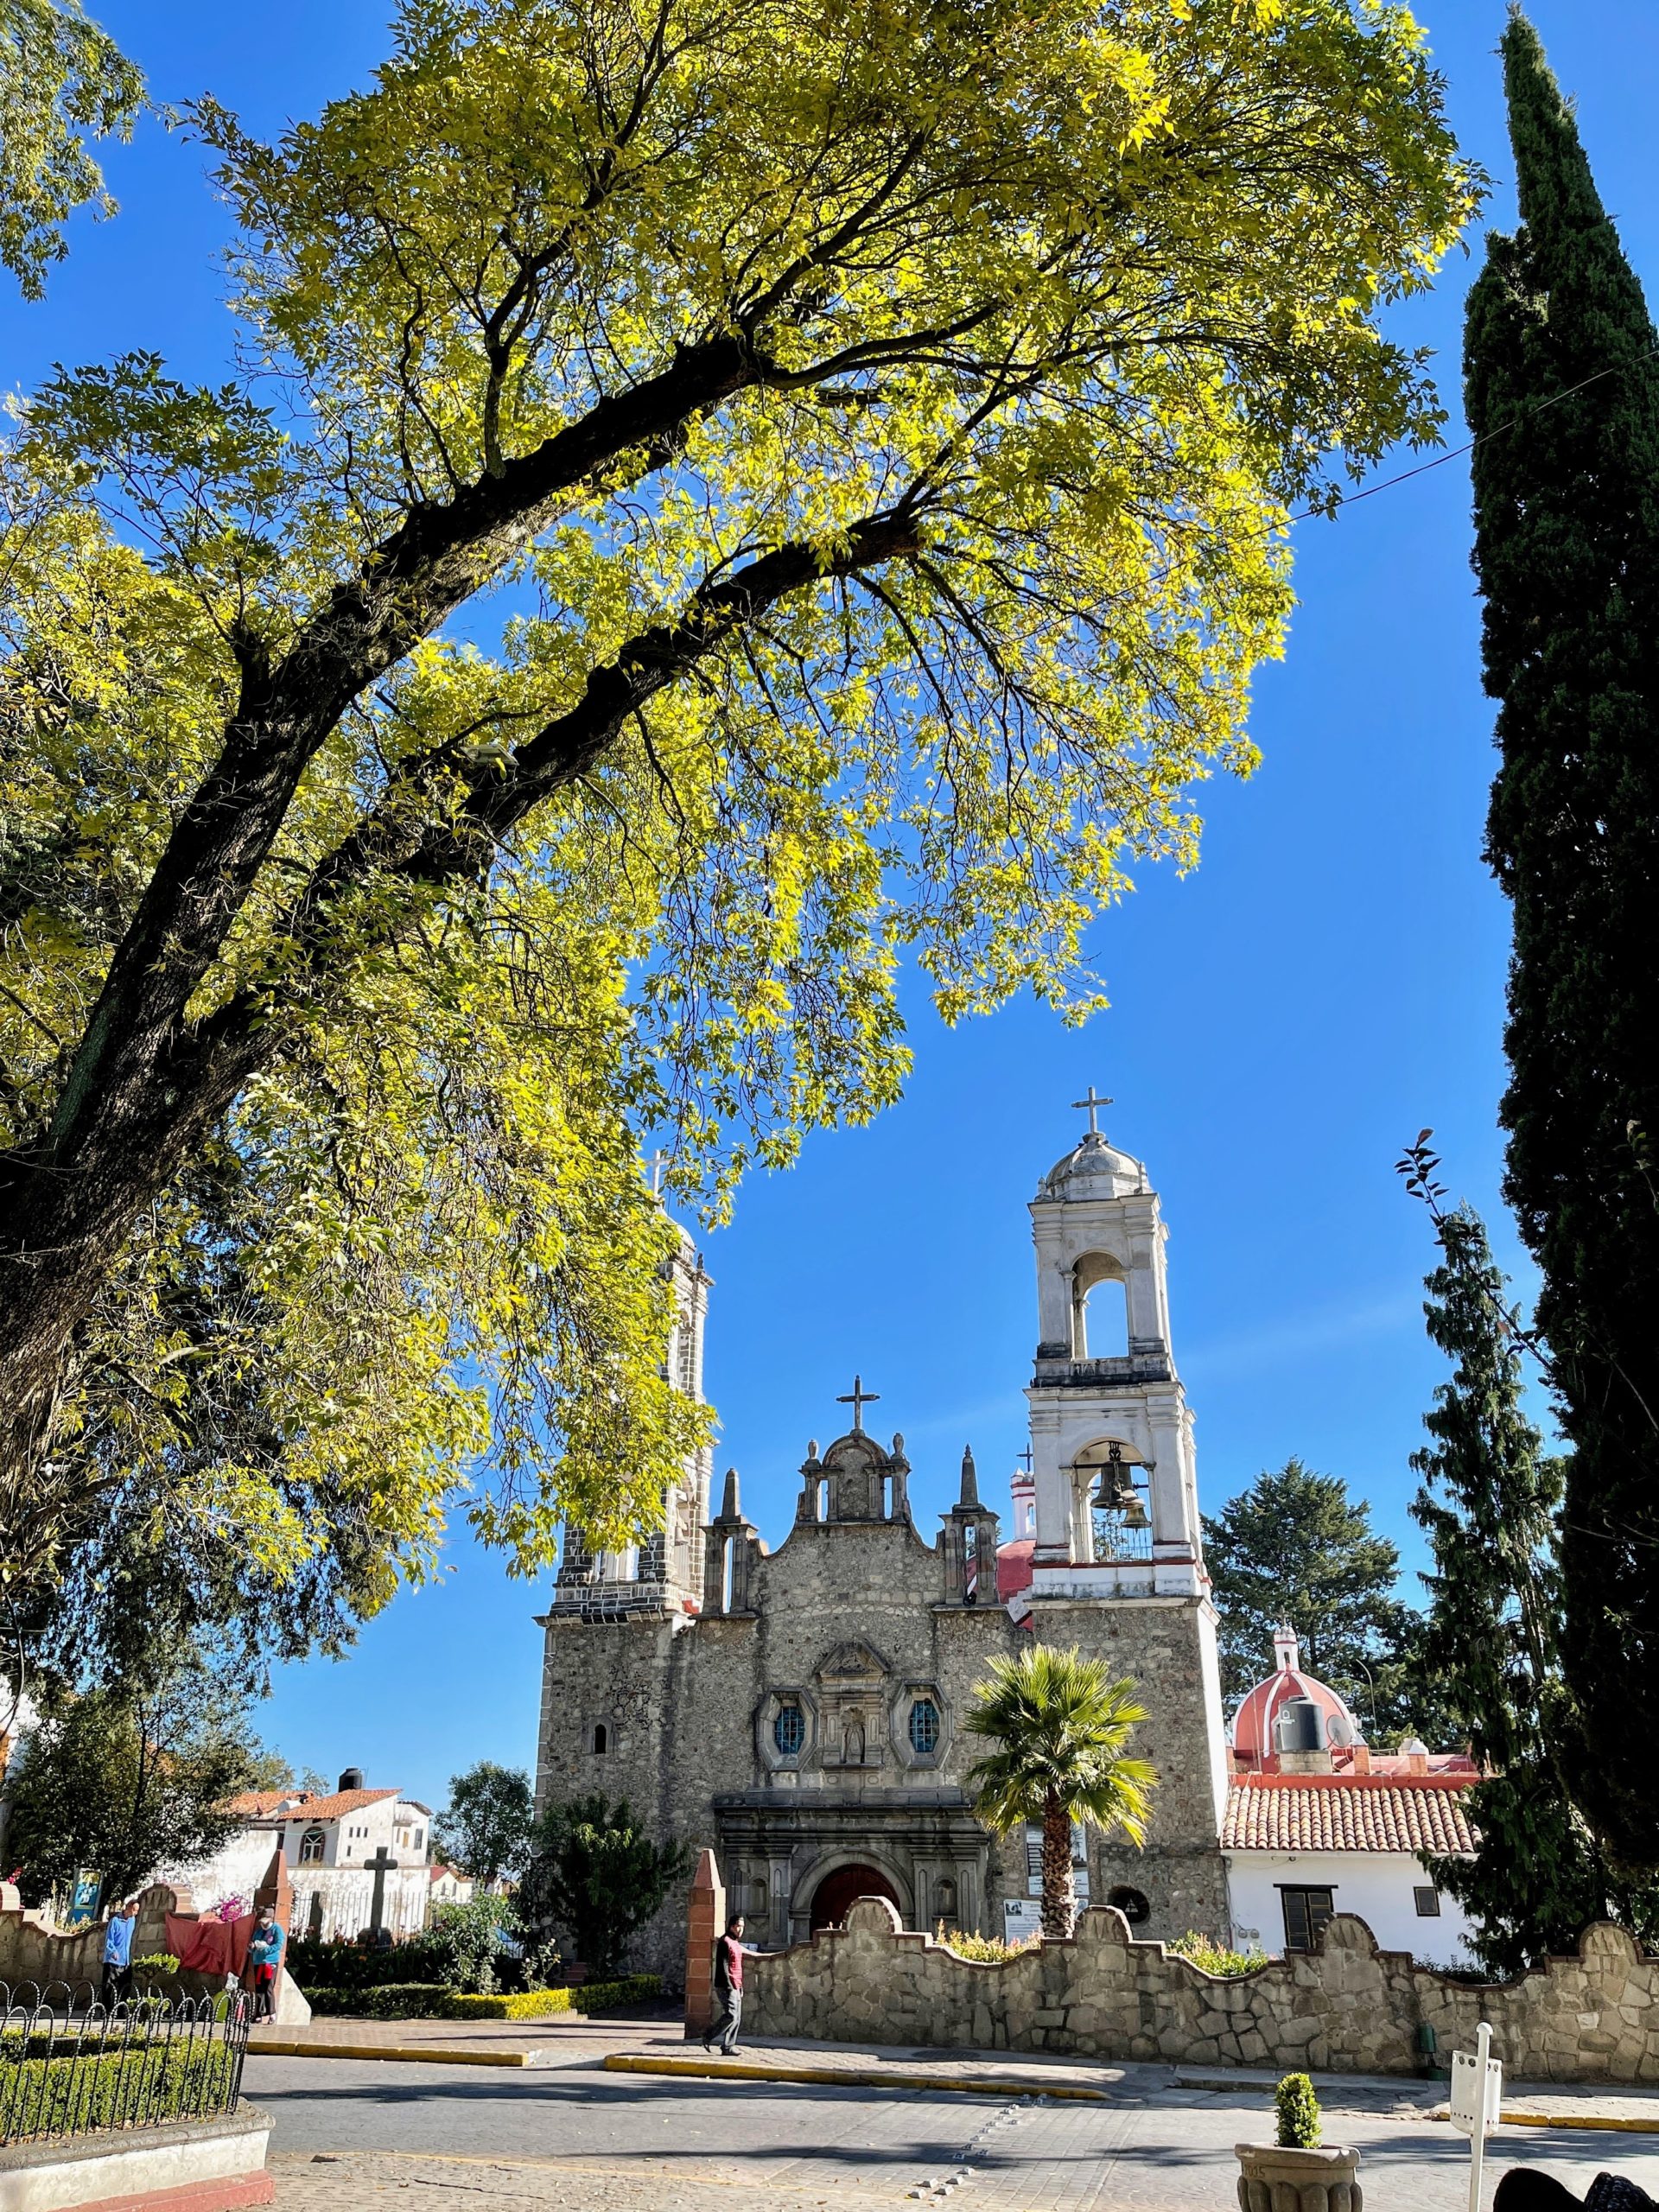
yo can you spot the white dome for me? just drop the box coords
[1038,1131,1147,1200]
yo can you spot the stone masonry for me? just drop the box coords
[744,1897,1659,2086]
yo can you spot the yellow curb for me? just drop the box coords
[602,2053,1112,2102]
[248,2035,533,2067]
[1498,2110,1659,2134]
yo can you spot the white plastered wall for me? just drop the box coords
[1224,1850,1478,1967]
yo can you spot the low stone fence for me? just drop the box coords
[742,1898,1659,2085]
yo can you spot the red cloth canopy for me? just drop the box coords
[164,1911,254,1979]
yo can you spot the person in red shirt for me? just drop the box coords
[702,1913,747,2055]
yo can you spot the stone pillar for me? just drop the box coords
[255,1845,295,2012]
[683,1847,725,2043]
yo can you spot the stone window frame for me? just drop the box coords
[756,1685,818,1772]
[889,1681,949,1770]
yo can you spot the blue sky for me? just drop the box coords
[8,1,1655,1811]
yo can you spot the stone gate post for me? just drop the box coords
[683,1847,725,2043]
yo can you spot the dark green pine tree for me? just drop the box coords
[1407,1205,1659,1974]
[1465,12,1659,1872]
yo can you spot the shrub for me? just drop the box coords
[132,1953,178,1975]
[1275,2072,1322,2149]
[286,1936,440,1989]
[1168,1930,1269,1979]
[424,1898,520,1995]
[933,1924,1037,1964]
[443,1974,661,2020]
[0,2039,237,2139]
[301,1984,453,2019]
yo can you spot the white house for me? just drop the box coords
[157,1768,435,1941]
[1222,1630,1479,1966]
[429,1865,476,1908]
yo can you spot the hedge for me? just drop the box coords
[441,1975,662,2020]
[285,1940,440,1990]
[301,1984,452,2020]
[296,1974,662,2022]
[0,2039,238,2140]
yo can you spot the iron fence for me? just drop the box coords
[0,1981,250,2147]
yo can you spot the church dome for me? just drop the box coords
[1038,1131,1147,1201]
[1230,1628,1361,1767]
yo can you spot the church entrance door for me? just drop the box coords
[809,1863,903,1932]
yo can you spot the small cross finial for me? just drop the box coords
[1071,1085,1113,1137]
[836,1373,880,1433]
[1017,1443,1033,1476]
[646,1149,673,1196]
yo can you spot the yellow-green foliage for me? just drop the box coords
[0,0,1477,1632]
[1167,1929,1269,1978]
[442,1974,660,2018]
[934,1924,1037,1964]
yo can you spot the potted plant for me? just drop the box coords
[1236,2073,1363,2212]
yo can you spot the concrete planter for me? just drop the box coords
[1235,2140,1363,2212]
[0,2101,270,2212]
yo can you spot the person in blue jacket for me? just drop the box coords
[247,1907,286,2020]
[100,1898,137,2009]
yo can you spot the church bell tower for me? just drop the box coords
[1021,1093,1231,1935]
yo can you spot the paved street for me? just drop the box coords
[250,2052,1659,2212]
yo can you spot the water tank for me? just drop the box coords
[1274,1698,1323,1754]
[338,1765,365,1792]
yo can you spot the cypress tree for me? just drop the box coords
[1408,1205,1657,1972]
[1466,12,1659,1870]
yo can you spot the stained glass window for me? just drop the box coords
[774,1702,805,1756]
[909,1698,940,1754]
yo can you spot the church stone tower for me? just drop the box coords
[546,1220,712,1619]
[1021,1099,1231,1935]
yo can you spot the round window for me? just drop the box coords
[909,1698,941,1755]
[1108,1885,1150,1925]
[774,1702,805,1756]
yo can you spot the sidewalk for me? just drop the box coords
[247,2012,673,2069]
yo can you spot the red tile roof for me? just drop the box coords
[279,1788,398,1821]
[225,1789,308,1818]
[1223,1774,1478,1856]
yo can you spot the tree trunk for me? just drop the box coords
[1039,1791,1076,1941]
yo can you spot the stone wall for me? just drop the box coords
[743,1897,1659,2085]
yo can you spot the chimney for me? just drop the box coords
[1401,1735,1430,1777]
[1351,1743,1373,1775]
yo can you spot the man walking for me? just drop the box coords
[702,1911,747,2056]
[100,1898,137,2009]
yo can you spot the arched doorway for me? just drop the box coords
[809,1862,903,1932]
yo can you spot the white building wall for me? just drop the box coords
[1225,1852,1478,1967]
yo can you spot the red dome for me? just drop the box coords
[1231,1630,1359,1768]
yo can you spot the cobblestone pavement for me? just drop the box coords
[253,2055,1659,2212]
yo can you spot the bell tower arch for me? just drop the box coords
[1020,1095,1231,1937]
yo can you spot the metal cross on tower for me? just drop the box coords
[836,1374,880,1433]
[646,1150,674,1195]
[1071,1085,1113,1136]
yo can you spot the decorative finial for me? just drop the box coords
[959,1446,980,1508]
[1071,1085,1113,1138]
[721,1467,741,1519]
[836,1373,880,1433]
[807,1438,819,1459]
[893,1431,906,1457]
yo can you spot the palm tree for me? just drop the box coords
[963,1645,1156,1940]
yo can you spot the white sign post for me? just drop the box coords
[1449,2021,1503,2212]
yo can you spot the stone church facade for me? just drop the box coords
[533,1116,1232,1975]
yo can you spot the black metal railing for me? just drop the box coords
[0,1981,250,2146]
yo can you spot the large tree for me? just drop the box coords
[1408,1198,1657,1973]
[3,1656,267,1911]
[0,0,1474,1652]
[1465,13,1659,1870]
[0,0,140,299]
[1203,1460,1417,1719]
[434,1762,537,1890]
[519,1793,690,1977]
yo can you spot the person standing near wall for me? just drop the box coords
[702,1913,747,2056]
[100,1899,137,2008]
